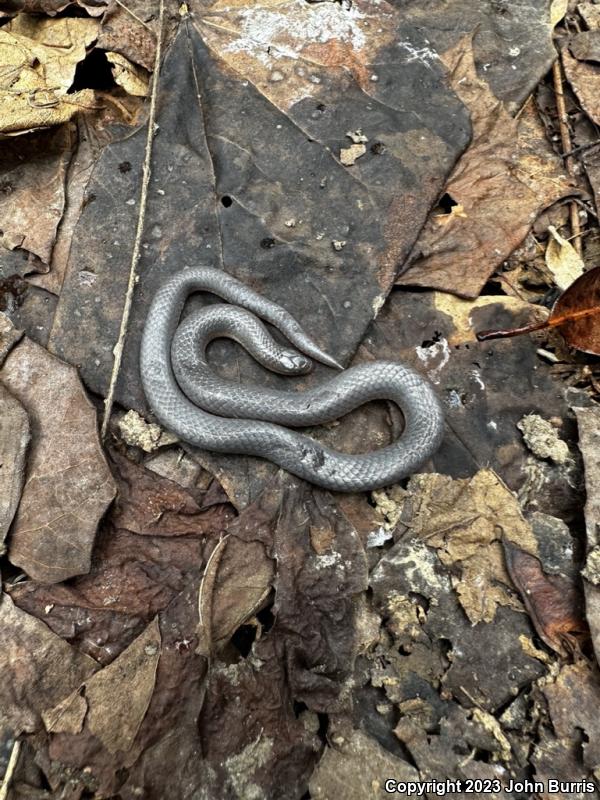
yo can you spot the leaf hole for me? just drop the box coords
[438,192,458,214]
[221,195,233,208]
[70,49,115,93]
[230,624,257,657]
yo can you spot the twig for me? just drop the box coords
[562,139,600,159]
[0,739,21,800]
[100,0,164,440]
[552,58,583,255]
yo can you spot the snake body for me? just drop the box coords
[140,267,444,492]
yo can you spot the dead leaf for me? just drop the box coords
[504,541,587,655]
[106,51,149,97]
[0,593,96,735]
[575,407,600,667]
[397,469,537,624]
[545,224,585,290]
[563,47,600,126]
[541,661,600,772]
[0,14,98,135]
[551,266,600,354]
[517,413,570,464]
[0,125,74,267]
[397,36,573,298]
[550,0,569,27]
[0,383,29,554]
[309,729,418,799]
[109,448,233,538]
[1,337,116,583]
[97,3,156,72]
[46,617,161,754]
[9,451,230,664]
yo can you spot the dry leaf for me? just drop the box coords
[399,469,538,624]
[1,337,116,582]
[0,593,96,735]
[575,407,600,667]
[545,225,585,290]
[309,729,418,799]
[0,124,75,265]
[550,0,569,26]
[398,36,573,298]
[0,14,98,135]
[47,617,161,754]
[504,542,587,655]
[106,51,149,97]
[563,47,600,126]
[0,383,29,554]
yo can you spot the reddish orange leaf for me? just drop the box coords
[477,266,600,354]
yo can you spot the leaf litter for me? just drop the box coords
[2,1,600,798]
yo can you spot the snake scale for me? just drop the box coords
[140,267,445,491]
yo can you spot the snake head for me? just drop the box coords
[279,350,313,374]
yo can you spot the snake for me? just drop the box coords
[139,267,445,492]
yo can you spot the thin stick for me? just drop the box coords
[101,0,164,440]
[552,58,582,255]
[0,740,21,800]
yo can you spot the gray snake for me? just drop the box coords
[139,267,444,492]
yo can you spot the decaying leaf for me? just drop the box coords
[9,449,230,664]
[540,661,600,774]
[575,407,600,666]
[0,593,96,735]
[0,124,75,268]
[45,617,161,754]
[504,542,587,655]
[397,36,573,298]
[309,729,418,799]
[109,448,233,538]
[563,46,600,126]
[0,14,97,134]
[0,383,29,554]
[396,469,537,624]
[1,337,116,583]
[106,51,149,97]
[97,2,157,71]
[545,224,585,291]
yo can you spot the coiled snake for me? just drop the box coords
[140,267,444,491]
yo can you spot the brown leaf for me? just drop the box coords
[575,407,600,667]
[1,337,116,583]
[504,541,587,655]
[8,451,226,662]
[0,383,29,554]
[563,46,600,126]
[397,36,573,298]
[109,448,234,538]
[551,266,600,354]
[0,15,98,135]
[97,3,156,72]
[0,593,96,735]
[309,729,418,799]
[46,617,161,755]
[396,469,537,624]
[541,661,600,772]
[0,126,75,266]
